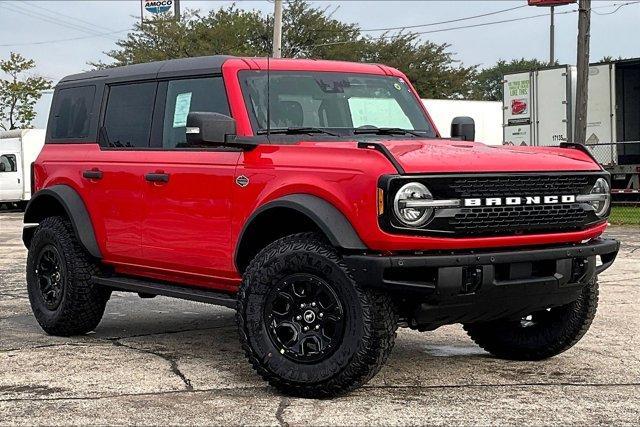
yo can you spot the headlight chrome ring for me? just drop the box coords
[589,177,611,218]
[393,182,434,227]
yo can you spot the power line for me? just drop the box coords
[312,1,640,48]
[359,4,528,33]
[15,0,115,33]
[0,29,130,47]
[3,2,119,41]
[593,0,640,15]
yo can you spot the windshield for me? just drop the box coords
[239,71,436,137]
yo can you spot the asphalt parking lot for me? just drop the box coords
[1,211,639,426]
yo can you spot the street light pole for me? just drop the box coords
[272,0,283,58]
[574,0,591,144]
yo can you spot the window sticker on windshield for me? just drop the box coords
[173,92,192,128]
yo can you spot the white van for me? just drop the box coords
[0,129,45,209]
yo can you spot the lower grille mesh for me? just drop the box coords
[449,204,588,235]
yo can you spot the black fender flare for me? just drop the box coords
[23,185,102,259]
[235,194,367,266]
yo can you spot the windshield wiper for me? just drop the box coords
[353,127,426,137]
[257,127,340,136]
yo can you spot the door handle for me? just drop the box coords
[145,172,170,183]
[83,169,103,180]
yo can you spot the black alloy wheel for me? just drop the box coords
[35,245,65,310]
[264,273,345,363]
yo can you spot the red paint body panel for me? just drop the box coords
[34,57,608,292]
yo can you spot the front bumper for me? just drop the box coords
[344,238,619,330]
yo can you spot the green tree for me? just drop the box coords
[471,58,549,101]
[362,33,476,99]
[0,52,52,130]
[95,1,475,98]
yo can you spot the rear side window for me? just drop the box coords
[102,82,156,148]
[0,154,17,172]
[161,77,229,149]
[50,86,96,140]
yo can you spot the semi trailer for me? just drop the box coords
[503,58,640,196]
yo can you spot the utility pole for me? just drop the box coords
[175,0,181,21]
[549,6,555,64]
[272,0,283,58]
[574,0,591,144]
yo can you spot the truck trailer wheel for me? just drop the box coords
[26,216,110,336]
[237,233,398,398]
[464,279,598,360]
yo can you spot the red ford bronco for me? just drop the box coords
[23,56,619,397]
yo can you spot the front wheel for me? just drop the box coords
[464,278,599,360]
[237,233,398,398]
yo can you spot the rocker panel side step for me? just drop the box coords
[93,276,237,309]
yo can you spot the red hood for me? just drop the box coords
[379,139,601,173]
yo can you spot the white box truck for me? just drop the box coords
[0,129,45,209]
[422,99,503,145]
[503,59,640,194]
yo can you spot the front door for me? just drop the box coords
[140,76,241,286]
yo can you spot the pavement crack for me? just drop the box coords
[0,386,268,403]
[0,342,100,353]
[109,339,193,391]
[364,381,640,392]
[275,397,291,427]
[103,323,234,341]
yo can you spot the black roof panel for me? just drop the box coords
[58,55,236,85]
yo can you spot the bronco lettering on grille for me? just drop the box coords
[463,195,577,207]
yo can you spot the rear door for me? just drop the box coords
[586,63,617,164]
[50,83,154,264]
[0,152,22,201]
[535,66,574,146]
[140,76,241,284]
[503,72,533,146]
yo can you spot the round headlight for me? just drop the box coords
[590,178,611,217]
[393,182,433,227]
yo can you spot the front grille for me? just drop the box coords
[382,173,606,237]
[449,204,589,235]
[447,175,593,198]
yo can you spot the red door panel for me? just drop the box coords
[140,151,241,285]
[38,144,145,264]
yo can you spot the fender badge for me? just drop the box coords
[235,175,249,187]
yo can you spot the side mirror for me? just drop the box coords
[0,162,5,172]
[186,112,236,146]
[451,116,475,142]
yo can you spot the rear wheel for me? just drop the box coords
[464,278,598,360]
[26,216,110,336]
[237,233,398,398]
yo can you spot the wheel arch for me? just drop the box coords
[23,185,102,259]
[235,194,366,273]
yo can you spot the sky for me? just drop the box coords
[0,0,638,128]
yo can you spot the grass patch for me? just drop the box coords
[609,206,640,225]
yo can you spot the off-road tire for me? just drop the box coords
[464,278,599,360]
[237,232,398,398]
[26,216,110,336]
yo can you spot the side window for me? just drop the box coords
[51,86,96,140]
[0,154,17,172]
[161,77,229,149]
[102,82,156,148]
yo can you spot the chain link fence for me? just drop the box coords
[585,142,640,225]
